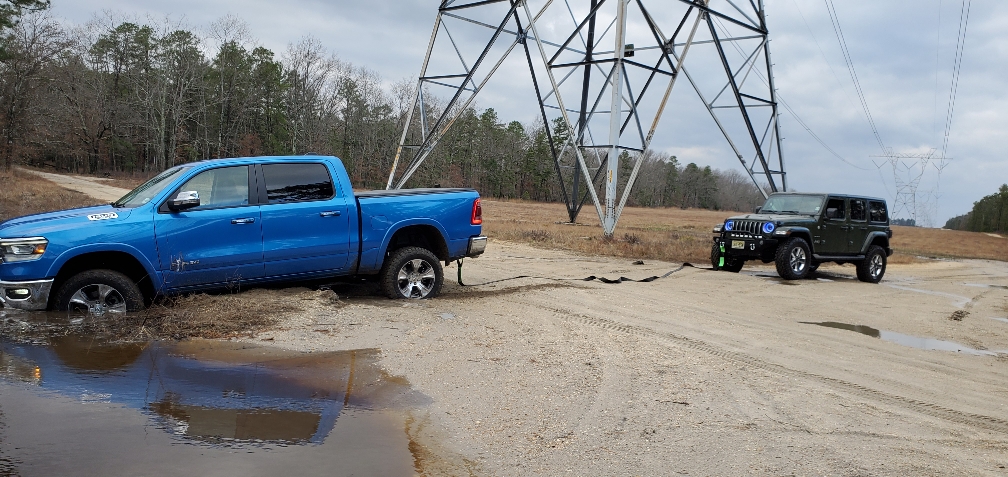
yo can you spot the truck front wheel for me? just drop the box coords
[53,269,145,315]
[380,246,444,299]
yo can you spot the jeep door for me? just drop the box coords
[819,196,848,255]
[154,165,265,289]
[847,198,870,254]
[258,162,352,277]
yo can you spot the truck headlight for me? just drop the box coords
[762,222,775,234]
[0,237,48,263]
[724,220,734,231]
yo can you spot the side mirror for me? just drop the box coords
[753,206,762,214]
[169,191,200,211]
[826,208,840,220]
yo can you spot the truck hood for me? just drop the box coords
[0,205,132,236]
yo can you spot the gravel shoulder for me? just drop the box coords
[253,241,1008,475]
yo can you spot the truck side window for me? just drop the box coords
[262,163,336,204]
[825,197,845,220]
[850,199,866,222]
[178,166,249,210]
[869,201,888,223]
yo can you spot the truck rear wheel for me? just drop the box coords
[380,246,444,299]
[53,269,145,315]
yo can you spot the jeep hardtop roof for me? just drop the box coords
[767,191,887,203]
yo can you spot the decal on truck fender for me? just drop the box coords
[87,212,119,221]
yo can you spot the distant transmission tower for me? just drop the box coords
[871,148,951,226]
[387,0,788,236]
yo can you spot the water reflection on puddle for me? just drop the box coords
[0,329,430,475]
[800,321,999,356]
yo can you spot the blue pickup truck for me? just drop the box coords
[0,155,486,313]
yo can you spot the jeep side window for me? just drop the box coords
[869,201,888,223]
[825,198,846,220]
[850,199,866,222]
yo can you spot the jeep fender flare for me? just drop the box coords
[776,227,813,250]
[860,231,891,256]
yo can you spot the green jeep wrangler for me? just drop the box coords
[711,193,893,282]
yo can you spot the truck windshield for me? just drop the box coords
[113,166,191,208]
[760,194,824,215]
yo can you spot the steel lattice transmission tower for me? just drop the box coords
[387,0,787,236]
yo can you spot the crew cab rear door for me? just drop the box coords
[154,165,265,289]
[258,162,351,277]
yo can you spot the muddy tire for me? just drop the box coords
[856,245,887,283]
[775,237,811,280]
[53,269,145,315]
[380,246,444,299]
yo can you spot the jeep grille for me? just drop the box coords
[733,220,763,235]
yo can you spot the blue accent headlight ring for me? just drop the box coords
[762,222,775,234]
[725,220,734,231]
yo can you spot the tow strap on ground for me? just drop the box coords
[455,258,694,287]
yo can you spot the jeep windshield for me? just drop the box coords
[113,166,191,208]
[760,194,825,215]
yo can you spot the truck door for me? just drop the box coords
[154,165,264,289]
[259,162,351,277]
[819,196,848,255]
[848,198,869,254]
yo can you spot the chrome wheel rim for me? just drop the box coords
[68,284,127,316]
[396,259,436,298]
[869,254,884,279]
[789,247,807,274]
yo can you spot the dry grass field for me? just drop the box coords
[1,171,1004,265]
[482,199,1008,264]
[0,168,103,222]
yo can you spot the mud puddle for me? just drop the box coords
[800,321,1000,356]
[0,330,434,475]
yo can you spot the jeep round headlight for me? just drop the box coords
[762,222,775,234]
[0,237,48,263]
[724,220,734,231]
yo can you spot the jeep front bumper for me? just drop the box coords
[0,278,53,311]
[714,235,778,260]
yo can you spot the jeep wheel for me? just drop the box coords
[710,242,743,272]
[775,237,811,280]
[380,246,444,299]
[856,245,887,283]
[53,269,145,315]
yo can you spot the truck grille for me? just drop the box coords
[733,220,763,236]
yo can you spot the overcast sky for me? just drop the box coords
[49,0,1005,226]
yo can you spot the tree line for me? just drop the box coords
[944,184,1008,234]
[0,11,764,212]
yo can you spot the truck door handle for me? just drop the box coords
[860,226,867,230]
[231,218,256,224]
[320,211,341,217]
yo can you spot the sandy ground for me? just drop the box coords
[246,243,1008,476]
[31,170,1008,475]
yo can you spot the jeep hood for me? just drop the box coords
[0,205,132,236]
[723,213,818,223]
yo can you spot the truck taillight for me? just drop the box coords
[471,198,483,225]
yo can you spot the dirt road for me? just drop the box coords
[34,170,1008,475]
[18,168,131,203]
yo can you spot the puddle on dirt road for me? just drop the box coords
[0,317,435,475]
[800,321,999,356]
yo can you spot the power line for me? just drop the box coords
[823,0,887,153]
[933,0,942,138]
[940,0,971,161]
